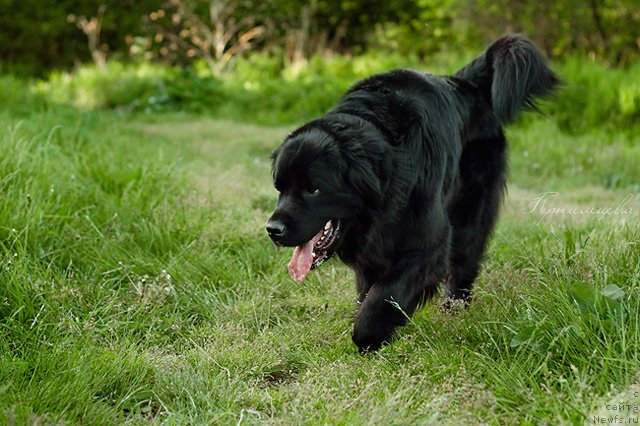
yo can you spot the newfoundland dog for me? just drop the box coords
[266,35,559,352]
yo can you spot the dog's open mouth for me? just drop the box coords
[287,219,341,283]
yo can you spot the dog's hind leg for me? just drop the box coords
[445,134,507,304]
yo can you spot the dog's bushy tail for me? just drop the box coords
[455,34,560,123]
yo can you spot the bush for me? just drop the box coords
[548,58,640,133]
[28,53,640,130]
[0,75,47,115]
[32,54,425,122]
[188,52,448,124]
[618,81,640,121]
[35,62,168,110]
[34,62,226,114]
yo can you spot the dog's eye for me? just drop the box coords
[305,187,319,195]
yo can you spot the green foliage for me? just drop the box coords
[3,0,638,76]
[0,75,47,115]
[161,68,227,112]
[465,0,640,65]
[0,0,462,76]
[0,0,164,75]
[35,62,166,110]
[619,81,640,119]
[369,0,462,56]
[29,50,460,123]
[34,62,226,113]
[34,55,412,120]
[215,52,428,123]
[547,58,640,133]
[30,52,640,136]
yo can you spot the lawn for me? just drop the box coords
[1,100,639,424]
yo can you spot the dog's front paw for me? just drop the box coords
[352,321,396,353]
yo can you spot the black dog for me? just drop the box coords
[266,35,558,352]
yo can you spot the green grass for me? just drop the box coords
[1,78,640,425]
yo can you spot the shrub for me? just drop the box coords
[0,75,47,115]
[33,62,226,114]
[213,52,430,123]
[548,58,640,133]
[28,53,640,130]
[35,62,167,110]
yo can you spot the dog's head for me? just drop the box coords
[266,121,385,282]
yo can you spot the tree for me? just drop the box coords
[463,0,640,65]
[67,5,108,68]
[148,0,265,74]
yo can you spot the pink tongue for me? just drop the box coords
[287,229,324,283]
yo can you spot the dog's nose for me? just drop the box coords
[266,219,286,240]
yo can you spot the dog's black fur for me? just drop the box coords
[267,35,559,352]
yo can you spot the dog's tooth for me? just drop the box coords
[324,221,331,230]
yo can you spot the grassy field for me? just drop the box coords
[1,94,639,425]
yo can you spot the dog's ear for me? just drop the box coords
[344,147,384,208]
[348,164,383,208]
[270,146,281,178]
[270,146,280,163]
